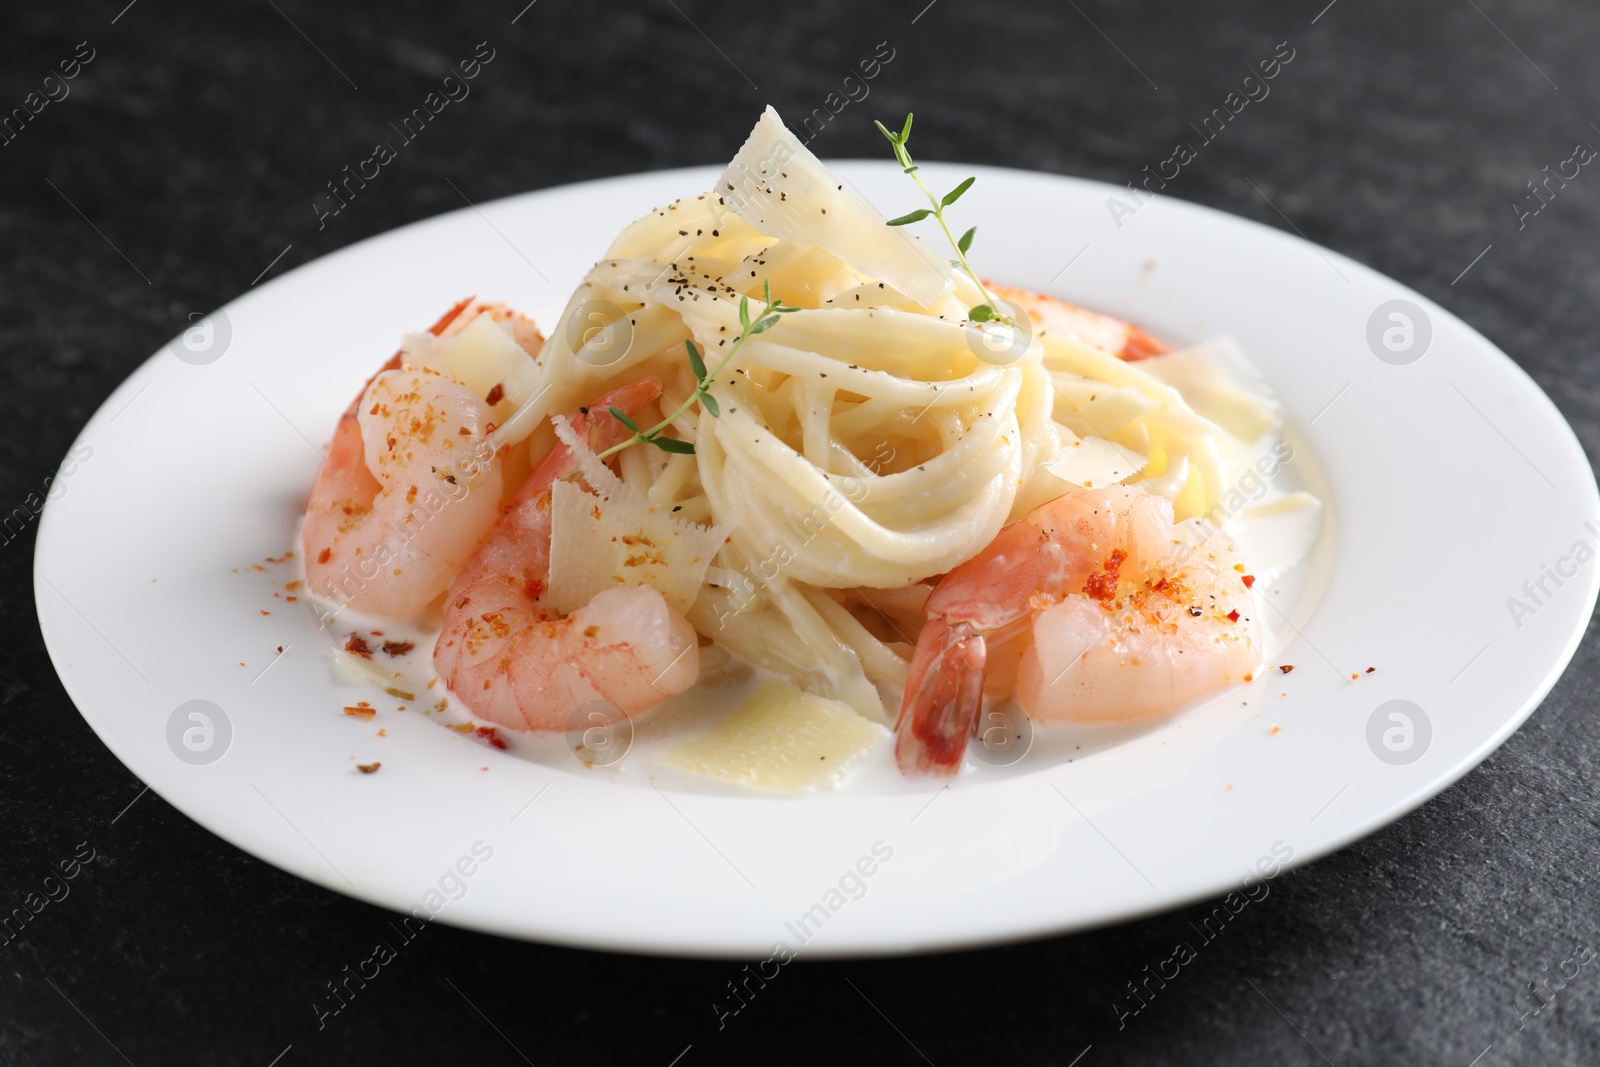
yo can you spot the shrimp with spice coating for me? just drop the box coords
[895,484,1261,775]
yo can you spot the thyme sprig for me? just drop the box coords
[874,113,1012,326]
[595,279,798,461]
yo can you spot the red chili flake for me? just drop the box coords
[523,578,545,601]
[1279,664,1296,674]
[381,640,415,657]
[356,762,381,774]
[484,382,505,406]
[343,706,376,721]
[474,726,508,751]
[1226,609,1240,622]
[1365,667,1375,673]
[317,548,332,564]
[1083,549,1127,601]
[259,610,271,616]
[1241,575,1256,588]
[344,634,373,659]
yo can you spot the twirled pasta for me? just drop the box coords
[467,109,1273,723]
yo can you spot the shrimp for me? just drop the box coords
[302,299,542,618]
[987,282,1169,362]
[433,379,701,732]
[894,484,1261,775]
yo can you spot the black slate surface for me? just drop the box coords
[5,0,1600,1064]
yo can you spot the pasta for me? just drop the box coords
[306,106,1322,782]
[487,108,1274,723]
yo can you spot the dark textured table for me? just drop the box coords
[6,0,1600,1063]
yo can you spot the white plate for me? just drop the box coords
[35,163,1599,957]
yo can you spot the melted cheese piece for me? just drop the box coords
[664,678,886,791]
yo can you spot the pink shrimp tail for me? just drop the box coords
[1119,323,1168,362]
[522,377,664,498]
[894,616,987,776]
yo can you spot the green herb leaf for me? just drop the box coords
[652,437,696,455]
[763,278,773,307]
[874,114,1007,355]
[685,339,706,381]
[748,315,782,335]
[699,391,721,417]
[607,407,640,432]
[738,296,750,331]
[942,177,975,208]
[886,208,932,226]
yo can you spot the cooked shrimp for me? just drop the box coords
[303,299,542,618]
[433,378,701,732]
[987,282,1169,362]
[894,484,1261,775]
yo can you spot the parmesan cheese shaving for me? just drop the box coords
[1138,337,1283,446]
[402,311,543,442]
[714,106,953,308]
[664,677,886,790]
[1043,433,1149,489]
[546,416,727,616]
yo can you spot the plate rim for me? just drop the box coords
[34,158,1600,958]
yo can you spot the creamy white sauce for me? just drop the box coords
[292,428,1328,799]
[291,353,1332,797]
